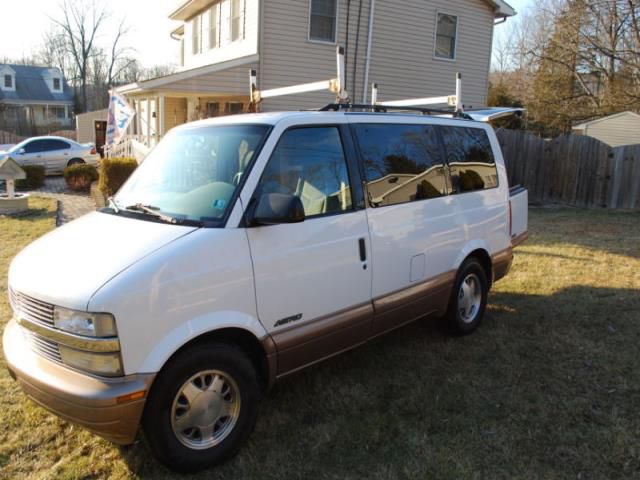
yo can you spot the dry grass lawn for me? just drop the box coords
[0,203,639,479]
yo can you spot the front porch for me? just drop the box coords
[113,56,257,160]
[125,93,249,148]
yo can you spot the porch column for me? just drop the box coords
[135,99,142,136]
[64,105,69,120]
[146,97,151,147]
[159,95,166,137]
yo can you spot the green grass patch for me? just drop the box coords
[0,206,639,479]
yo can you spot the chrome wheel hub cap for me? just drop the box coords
[171,370,240,450]
[458,273,482,324]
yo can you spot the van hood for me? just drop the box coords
[8,211,197,310]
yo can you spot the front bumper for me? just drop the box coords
[3,319,155,444]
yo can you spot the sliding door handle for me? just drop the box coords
[358,238,367,262]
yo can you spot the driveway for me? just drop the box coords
[26,176,95,225]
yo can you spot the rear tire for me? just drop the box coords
[142,342,260,473]
[67,158,85,167]
[445,258,489,336]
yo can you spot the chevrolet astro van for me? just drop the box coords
[4,111,528,472]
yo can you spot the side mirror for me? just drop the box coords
[249,193,305,226]
[18,148,25,155]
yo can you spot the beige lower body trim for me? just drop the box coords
[3,319,155,445]
[492,247,514,284]
[271,303,373,377]
[268,271,457,378]
[511,231,529,248]
[372,271,456,336]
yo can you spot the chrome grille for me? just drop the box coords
[22,329,63,364]
[8,288,55,328]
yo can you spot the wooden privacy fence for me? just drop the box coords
[496,129,640,210]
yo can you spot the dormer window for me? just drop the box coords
[53,78,61,90]
[4,75,11,89]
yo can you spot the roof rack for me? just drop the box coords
[318,102,473,120]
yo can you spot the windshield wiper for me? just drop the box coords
[123,203,188,224]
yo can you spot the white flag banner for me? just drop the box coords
[106,90,135,146]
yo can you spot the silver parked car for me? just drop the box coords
[0,136,100,175]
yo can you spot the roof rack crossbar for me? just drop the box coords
[319,103,473,120]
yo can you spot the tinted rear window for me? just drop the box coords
[353,124,448,207]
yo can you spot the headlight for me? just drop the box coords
[59,345,123,376]
[54,307,117,337]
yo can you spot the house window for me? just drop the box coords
[230,0,244,42]
[309,0,337,43]
[4,74,12,88]
[53,78,61,90]
[226,102,243,114]
[435,13,458,60]
[192,14,202,54]
[206,102,220,117]
[209,4,219,48]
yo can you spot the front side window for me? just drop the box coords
[231,0,244,41]
[309,0,337,43]
[192,14,202,54]
[53,78,61,90]
[440,126,497,193]
[255,127,352,217]
[435,13,458,60]
[23,140,47,154]
[354,124,448,207]
[115,125,270,224]
[4,74,12,88]
[209,4,219,48]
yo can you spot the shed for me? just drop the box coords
[573,111,640,147]
[75,108,108,154]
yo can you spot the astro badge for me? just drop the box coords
[212,199,226,209]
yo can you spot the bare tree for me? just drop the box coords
[52,0,108,112]
[105,18,136,87]
[38,27,75,81]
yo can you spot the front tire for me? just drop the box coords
[142,342,260,473]
[445,258,489,336]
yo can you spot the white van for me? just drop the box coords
[4,111,528,472]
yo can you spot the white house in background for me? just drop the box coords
[117,0,515,147]
[0,65,74,134]
[573,111,640,147]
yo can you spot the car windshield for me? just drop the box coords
[114,125,270,224]
[8,139,31,152]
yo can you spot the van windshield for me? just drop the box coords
[114,125,270,224]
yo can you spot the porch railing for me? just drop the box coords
[105,134,154,163]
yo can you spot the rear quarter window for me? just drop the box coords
[439,126,498,193]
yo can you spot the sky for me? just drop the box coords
[1,0,534,69]
[0,0,181,67]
